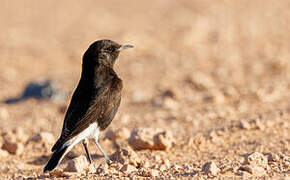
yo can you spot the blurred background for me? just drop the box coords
[0,0,290,140]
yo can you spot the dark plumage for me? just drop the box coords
[43,39,133,172]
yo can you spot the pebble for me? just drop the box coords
[172,164,182,172]
[110,146,140,167]
[2,139,23,155]
[120,164,137,174]
[238,120,252,130]
[129,127,173,150]
[245,152,268,168]
[159,165,167,171]
[142,161,150,168]
[238,152,270,176]
[12,127,27,142]
[0,149,9,157]
[239,165,266,176]
[86,164,97,174]
[163,159,171,168]
[268,153,280,162]
[163,98,179,110]
[149,169,159,177]
[202,161,220,176]
[64,155,89,173]
[96,163,109,175]
[48,168,64,177]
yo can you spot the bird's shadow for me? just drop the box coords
[3,80,66,104]
[27,155,51,166]
[27,153,105,166]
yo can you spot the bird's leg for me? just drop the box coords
[93,138,112,165]
[82,139,92,164]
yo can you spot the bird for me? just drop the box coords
[43,39,133,172]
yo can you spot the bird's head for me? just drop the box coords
[83,39,133,67]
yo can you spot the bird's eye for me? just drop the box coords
[106,46,115,52]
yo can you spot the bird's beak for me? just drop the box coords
[118,44,134,51]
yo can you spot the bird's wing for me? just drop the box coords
[51,79,121,151]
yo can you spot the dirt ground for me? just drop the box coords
[0,0,289,179]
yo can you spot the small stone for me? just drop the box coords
[142,161,150,168]
[238,120,251,130]
[149,169,159,177]
[239,165,266,176]
[202,161,220,176]
[129,127,173,150]
[172,164,182,172]
[268,153,280,162]
[252,119,265,131]
[281,154,290,168]
[27,132,55,144]
[96,163,109,174]
[64,155,89,173]
[2,140,23,155]
[86,164,97,174]
[139,168,151,177]
[184,163,192,171]
[0,149,9,157]
[154,130,174,150]
[163,159,171,168]
[163,98,179,110]
[152,164,159,169]
[49,168,64,177]
[245,152,268,168]
[12,127,27,142]
[154,155,161,162]
[129,128,155,150]
[110,147,140,167]
[159,165,167,171]
[120,164,137,174]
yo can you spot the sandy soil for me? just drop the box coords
[0,0,289,179]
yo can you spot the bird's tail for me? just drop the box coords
[43,145,69,172]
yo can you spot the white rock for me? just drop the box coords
[238,120,252,130]
[163,159,171,168]
[245,152,268,168]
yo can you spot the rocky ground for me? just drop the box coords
[0,0,290,179]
